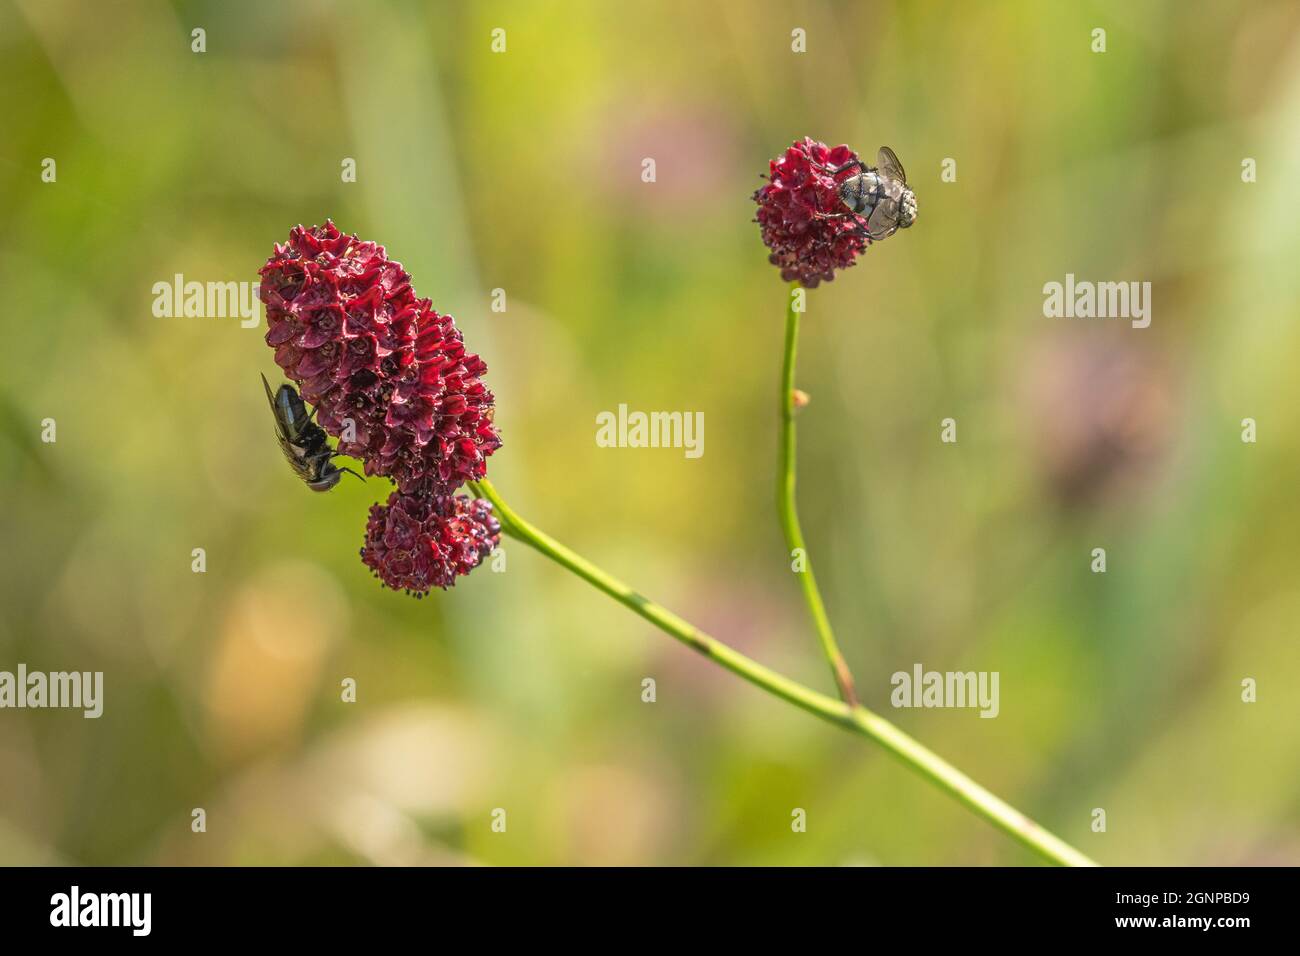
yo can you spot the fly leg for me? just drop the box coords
[810,209,871,240]
[814,158,872,178]
[328,451,366,482]
[808,210,873,242]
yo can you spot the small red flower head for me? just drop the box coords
[360,491,501,596]
[260,221,501,495]
[753,137,870,288]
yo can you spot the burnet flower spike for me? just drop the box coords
[260,221,501,594]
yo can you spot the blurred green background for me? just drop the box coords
[1,0,1298,866]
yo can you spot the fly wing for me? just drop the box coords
[272,377,315,439]
[262,374,292,442]
[867,197,900,240]
[262,374,312,478]
[261,372,278,411]
[877,146,907,185]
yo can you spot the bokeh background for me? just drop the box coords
[1,0,1298,866]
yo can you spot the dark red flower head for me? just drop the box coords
[753,137,870,288]
[260,221,501,496]
[361,491,501,596]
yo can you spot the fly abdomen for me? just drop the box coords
[838,171,882,216]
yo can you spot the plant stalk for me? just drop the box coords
[467,477,1097,867]
[778,284,859,706]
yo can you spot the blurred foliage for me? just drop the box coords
[0,0,1298,865]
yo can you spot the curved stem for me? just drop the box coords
[468,478,1097,867]
[778,284,859,706]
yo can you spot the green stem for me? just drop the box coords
[778,284,858,706]
[467,478,1098,867]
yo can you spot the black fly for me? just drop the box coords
[261,374,362,492]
